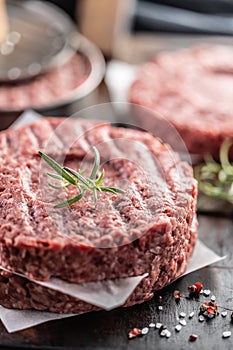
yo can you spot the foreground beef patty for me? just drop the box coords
[129,45,233,159]
[0,118,197,313]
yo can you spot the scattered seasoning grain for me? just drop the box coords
[200,301,218,317]
[159,328,170,338]
[200,304,207,313]
[189,334,198,342]
[149,323,156,328]
[128,328,142,339]
[203,289,211,297]
[175,325,182,332]
[159,325,167,333]
[159,295,163,302]
[188,282,203,296]
[141,327,149,335]
[156,322,162,329]
[173,290,181,301]
[160,330,167,337]
[179,319,186,326]
[128,283,233,341]
[222,331,231,338]
[199,315,205,322]
[189,312,195,319]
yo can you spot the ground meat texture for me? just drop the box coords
[0,269,155,313]
[0,212,196,313]
[0,117,197,312]
[0,53,90,111]
[129,45,233,160]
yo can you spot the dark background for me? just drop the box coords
[48,0,76,20]
[47,0,233,35]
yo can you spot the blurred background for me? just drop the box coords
[55,0,233,57]
[0,0,233,128]
[51,0,233,36]
[0,0,233,216]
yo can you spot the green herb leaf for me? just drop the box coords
[38,147,125,208]
[47,172,64,180]
[93,188,98,204]
[90,146,100,180]
[48,183,70,190]
[100,186,125,194]
[64,167,90,187]
[95,169,105,186]
[54,192,84,209]
[194,138,233,205]
[39,151,77,185]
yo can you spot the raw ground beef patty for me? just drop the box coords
[0,53,90,111]
[129,45,233,160]
[0,117,197,313]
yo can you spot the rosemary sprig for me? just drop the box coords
[194,138,233,204]
[38,147,125,208]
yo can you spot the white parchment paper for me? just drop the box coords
[0,266,148,311]
[0,110,225,333]
[0,239,224,333]
[184,239,225,276]
[0,306,75,334]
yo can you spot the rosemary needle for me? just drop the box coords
[38,147,125,208]
[194,138,233,204]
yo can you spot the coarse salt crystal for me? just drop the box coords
[222,331,231,338]
[149,323,156,328]
[211,295,216,302]
[156,322,162,329]
[159,328,170,337]
[175,325,182,332]
[141,327,149,335]
[179,319,186,326]
[203,289,211,297]
[199,315,205,322]
[221,311,228,317]
[160,330,167,337]
[189,312,194,319]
